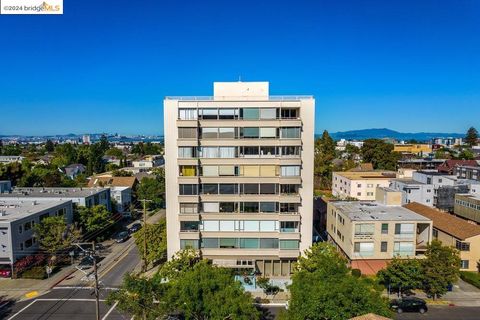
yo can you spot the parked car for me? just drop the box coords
[0,266,11,278]
[129,223,142,234]
[115,231,130,243]
[390,297,428,314]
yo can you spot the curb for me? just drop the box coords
[49,268,77,289]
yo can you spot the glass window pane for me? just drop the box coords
[181,239,199,249]
[219,221,235,231]
[219,238,237,248]
[260,202,276,213]
[201,109,218,119]
[243,127,259,138]
[219,147,236,158]
[240,238,259,248]
[219,109,236,119]
[179,109,197,120]
[219,166,235,176]
[260,108,276,119]
[280,240,299,249]
[260,184,276,194]
[260,128,276,138]
[243,184,259,194]
[242,202,259,213]
[244,221,259,231]
[219,127,235,139]
[201,147,218,158]
[203,202,219,213]
[260,221,276,231]
[243,108,259,120]
[281,166,300,176]
[202,184,218,195]
[201,128,218,139]
[281,127,300,139]
[219,184,236,194]
[202,238,219,248]
[260,238,278,249]
[220,202,236,212]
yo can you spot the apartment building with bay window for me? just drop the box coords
[164,81,314,277]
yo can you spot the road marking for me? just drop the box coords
[25,291,38,298]
[36,298,107,302]
[102,301,118,320]
[7,299,37,320]
[98,241,136,279]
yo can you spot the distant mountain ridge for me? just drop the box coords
[328,128,464,141]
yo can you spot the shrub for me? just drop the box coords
[21,266,47,279]
[13,254,47,276]
[352,269,362,278]
[460,271,480,289]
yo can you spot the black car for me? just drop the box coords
[390,297,428,314]
[115,231,130,243]
[129,223,142,234]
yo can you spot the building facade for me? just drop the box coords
[455,165,480,181]
[390,178,434,206]
[164,81,314,277]
[455,194,480,224]
[332,171,396,201]
[0,199,73,271]
[327,200,432,275]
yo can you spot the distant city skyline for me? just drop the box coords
[0,0,479,136]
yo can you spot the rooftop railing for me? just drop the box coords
[165,95,314,101]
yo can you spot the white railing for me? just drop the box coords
[166,95,313,101]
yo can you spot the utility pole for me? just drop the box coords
[140,199,152,272]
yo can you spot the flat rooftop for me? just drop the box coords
[334,171,396,180]
[0,187,108,198]
[391,178,426,185]
[456,194,480,201]
[0,199,71,223]
[331,201,431,222]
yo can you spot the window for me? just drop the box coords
[260,184,277,194]
[202,202,220,213]
[19,243,24,251]
[179,184,198,195]
[353,242,374,256]
[354,224,374,235]
[393,242,414,256]
[280,127,300,139]
[281,166,300,177]
[180,239,199,249]
[242,127,259,139]
[432,229,438,239]
[381,241,388,252]
[219,221,235,231]
[259,221,277,231]
[219,127,235,139]
[180,203,198,214]
[280,221,298,232]
[201,238,219,248]
[456,240,470,251]
[280,240,299,249]
[25,238,33,248]
[219,238,237,248]
[241,202,259,213]
[200,108,218,119]
[18,225,23,234]
[201,128,218,139]
[367,192,373,196]
[357,192,361,196]
[260,165,277,177]
[220,202,236,212]
[367,184,373,188]
[281,108,298,119]
[240,146,259,157]
[240,238,259,248]
[240,165,260,176]
[280,203,298,213]
[260,108,276,119]
[202,166,219,177]
[219,184,237,194]
[178,127,197,139]
[244,221,259,232]
[260,238,279,249]
[242,108,259,120]
[381,223,389,234]
[201,147,219,158]
[242,184,259,194]
[219,165,235,176]
[260,202,277,213]
[179,108,197,120]
[219,109,237,119]
[260,127,277,138]
[178,147,196,158]
[180,165,197,176]
[219,147,236,158]
[24,221,32,231]
[281,146,301,157]
[394,223,414,238]
[202,184,218,195]
[180,221,199,232]
[461,260,470,269]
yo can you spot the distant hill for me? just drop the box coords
[327,128,464,141]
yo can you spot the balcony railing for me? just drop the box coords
[166,95,314,101]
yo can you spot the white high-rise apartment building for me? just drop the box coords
[164,81,314,277]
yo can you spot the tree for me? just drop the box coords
[465,127,478,147]
[457,149,475,160]
[314,130,336,189]
[136,176,165,209]
[99,134,110,153]
[105,147,123,158]
[422,240,460,299]
[109,252,259,320]
[377,257,423,295]
[284,242,391,320]
[33,216,80,264]
[77,205,114,237]
[53,143,77,167]
[112,169,133,177]
[361,139,401,170]
[45,140,55,153]
[134,219,167,268]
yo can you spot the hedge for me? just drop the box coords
[460,271,480,289]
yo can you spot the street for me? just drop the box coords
[395,306,480,320]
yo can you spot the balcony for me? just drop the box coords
[353,233,374,240]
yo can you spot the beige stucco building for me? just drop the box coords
[327,195,432,275]
[454,194,480,224]
[163,81,314,277]
[332,171,396,201]
[405,202,480,271]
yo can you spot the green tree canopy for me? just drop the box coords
[361,139,400,170]
[77,205,113,237]
[136,176,165,209]
[134,219,167,268]
[284,243,391,320]
[422,240,461,299]
[465,127,479,147]
[45,139,55,153]
[377,257,423,294]
[314,130,336,189]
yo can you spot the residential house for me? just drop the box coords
[0,156,25,165]
[332,171,396,201]
[88,176,137,213]
[63,163,86,179]
[437,160,479,175]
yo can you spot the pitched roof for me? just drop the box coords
[438,160,479,173]
[404,202,480,240]
[349,313,392,320]
[88,176,137,188]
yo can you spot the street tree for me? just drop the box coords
[77,205,113,237]
[314,130,336,189]
[422,240,461,299]
[465,127,479,147]
[134,219,167,268]
[377,257,423,294]
[136,176,165,209]
[284,242,391,320]
[361,139,401,170]
[33,216,80,264]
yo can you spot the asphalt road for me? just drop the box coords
[395,306,480,320]
[99,244,140,288]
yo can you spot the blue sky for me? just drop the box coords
[0,0,479,136]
